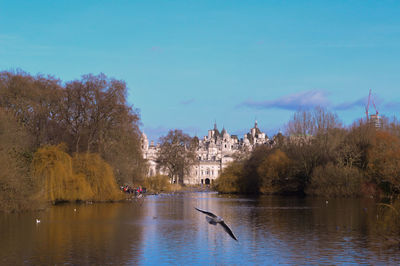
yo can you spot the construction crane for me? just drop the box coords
[365,89,379,121]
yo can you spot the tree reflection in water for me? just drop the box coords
[1,193,400,265]
[0,203,145,265]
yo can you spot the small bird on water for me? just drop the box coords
[194,207,238,241]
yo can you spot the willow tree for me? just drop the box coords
[157,129,197,184]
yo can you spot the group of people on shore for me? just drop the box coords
[121,185,145,196]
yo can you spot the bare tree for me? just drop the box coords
[0,71,62,147]
[157,129,197,184]
[285,106,341,136]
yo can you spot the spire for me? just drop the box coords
[255,120,258,128]
[221,125,227,135]
[214,120,217,130]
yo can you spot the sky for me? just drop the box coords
[1,0,400,141]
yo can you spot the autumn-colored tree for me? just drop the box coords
[307,163,362,197]
[240,145,270,194]
[214,161,244,194]
[346,119,376,170]
[257,149,296,194]
[32,145,123,202]
[32,144,94,202]
[283,107,343,190]
[368,131,400,194]
[0,108,36,211]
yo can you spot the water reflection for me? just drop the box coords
[0,203,145,265]
[1,193,399,265]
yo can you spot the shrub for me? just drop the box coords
[214,162,244,194]
[257,149,298,194]
[143,175,172,193]
[307,163,362,197]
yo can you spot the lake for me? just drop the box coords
[1,192,399,265]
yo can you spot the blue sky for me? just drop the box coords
[1,1,400,141]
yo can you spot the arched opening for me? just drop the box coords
[205,178,210,185]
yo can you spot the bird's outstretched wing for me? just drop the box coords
[194,207,217,218]
[220,221,238,241]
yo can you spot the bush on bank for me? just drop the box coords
[306,163,363,197]
[143,175,173,193]
[32,145,123,203]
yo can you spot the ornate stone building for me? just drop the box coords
[141,121,269,185]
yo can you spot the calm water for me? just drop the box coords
[1,192,399,265]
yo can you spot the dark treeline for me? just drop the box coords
[215,107,400,198]
[0,70,146,211]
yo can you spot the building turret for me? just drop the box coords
[141,132,149,151]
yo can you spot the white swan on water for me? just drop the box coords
[194,207,238,241]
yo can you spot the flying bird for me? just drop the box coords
[194,207,238,241]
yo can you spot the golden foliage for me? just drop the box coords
[32,144,93,202]
[307,163,362,197]
[257,149,293,194]
[32,145,122,203]
[368,131,400,192]
[0,108,37,212]
[73,153,123,201]
[143,175,172,193]
[214,162,243,194]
